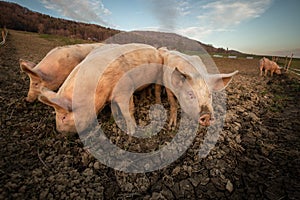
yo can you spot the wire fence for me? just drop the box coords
[288,68,300,76]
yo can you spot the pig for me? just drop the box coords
[159,47,238,128]
[38,43,164,134]
[259,57,281,77]
[20,43,104,102]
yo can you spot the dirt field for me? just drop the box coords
[1,30,299,199]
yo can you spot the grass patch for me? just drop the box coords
[39,34,90,45]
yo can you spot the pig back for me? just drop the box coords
[33,43,104,88]
[70,43,162,109]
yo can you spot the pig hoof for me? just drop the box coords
[127,125,136,136]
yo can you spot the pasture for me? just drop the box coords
[0,30,299,199]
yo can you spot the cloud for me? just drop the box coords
[143,0,272,42]
[176,26,234,41]
[148,0,190,30]
[178,1,191,16]
[41,0,111,26]
[198,0,272,28]
[176,0,272,41]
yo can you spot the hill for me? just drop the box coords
[0,1,120,41]
[105,30,243,55]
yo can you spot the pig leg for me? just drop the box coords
[260,65,263,76]
[111,102,121,121]
[147,86,152,97]
[264,69,268,77]
[270,70,274,77]
[154,84,162,104]
[116,95,137,135]
[129,95,136,123]
[166,88,178,129]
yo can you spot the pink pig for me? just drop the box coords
[20,43,103,102]
[159,48,238,128]
[259,57,281,77]
[38,43,163,134]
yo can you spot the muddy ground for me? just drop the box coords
[0,30,299,199]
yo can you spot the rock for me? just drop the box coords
[211,177,225,190]
[170,182,181,198]
[150,192,166,200]
[5,182,18,189]
[226,180,234,193]
[171,166,181,176]
[200,177,210,186]
[188,176,201,187]
[81,152,90,166]
[162,175,174,188]
[182,165,192,177]
[82,168,93,176]
[249,112,260,121]
[134,176,151,192]
[235,135,242,143]
[93,161,101,170]
[180,179,193,192]
[57,185,65,192]
[160,187,174,199]
[39,188,49,199]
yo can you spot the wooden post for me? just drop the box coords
[286,54,293,72]
[284,56,288,70]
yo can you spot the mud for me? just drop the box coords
[0,30,299,199]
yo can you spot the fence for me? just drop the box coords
[288,68,300,76]
[281,54,300,77]
[0,28,8,46]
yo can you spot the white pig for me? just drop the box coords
[159,48,238,128]
[259,57,281,77]
[38,44,163,134]
[20,43,104,102]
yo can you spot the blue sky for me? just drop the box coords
[4,0,300,57]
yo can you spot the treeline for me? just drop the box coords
[0,1,120,41]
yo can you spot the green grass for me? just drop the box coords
[39,33,91,45]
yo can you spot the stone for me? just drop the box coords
[226,180,234,193]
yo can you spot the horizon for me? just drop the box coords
[3,0,300,58]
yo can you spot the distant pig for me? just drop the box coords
[38,43,163,134]
[20,43,103,102]
[159,48,238,128]
[259,57,281,77]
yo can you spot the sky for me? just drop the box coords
[4,0,300,57]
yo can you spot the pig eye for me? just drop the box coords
[62,116,66,122]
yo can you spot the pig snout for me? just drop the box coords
[199,112,214,126]
[56,123,77,134]
[25,95,37,102]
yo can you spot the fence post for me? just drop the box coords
[284,56,288,70]
[286,54,293,72]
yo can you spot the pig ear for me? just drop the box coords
[19,59,36,69]
[207,70,238,91]
[171,67,192,88]
[19,59,40,79]
[38,87,72,112]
